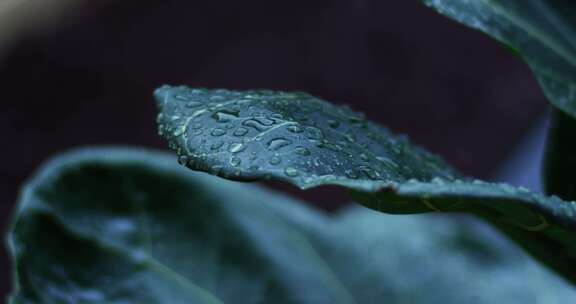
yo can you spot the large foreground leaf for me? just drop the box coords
[421,0,576,119]
[155,86,576,284]
[8,148,576,303]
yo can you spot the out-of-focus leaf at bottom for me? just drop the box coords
[8,148,576,303]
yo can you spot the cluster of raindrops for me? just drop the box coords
[155,85,458,187]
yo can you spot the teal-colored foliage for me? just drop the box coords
[8,148,576,303]
[8,1,576,303]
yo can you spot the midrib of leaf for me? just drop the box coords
[479,0,576,67]
[29,208,224,304]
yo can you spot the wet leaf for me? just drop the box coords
[8,148,576,303]
[421,0,576,118]
[154,85,457,189]
[156,86,576,284]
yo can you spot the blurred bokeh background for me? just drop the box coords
[0,0,549,297]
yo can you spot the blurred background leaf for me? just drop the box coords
[9,148,576,303]
[422,0,576,118]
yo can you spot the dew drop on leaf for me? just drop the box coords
[211,128,227,137]
[210,141,224,151]
[269,156,282,165]
[242,117,275,131]
[212,110,239,123]
[229,143,246,153]
[304,127,323,141]
[173,129,185,137]
[178,155,189,166]
[267,138,292,151]
[230,157,241,167]
[344,169,358,179]
[284,167,299,177]
[233,127,249,137]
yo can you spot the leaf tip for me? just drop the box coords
[154,85,173,108]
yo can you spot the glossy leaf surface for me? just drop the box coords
[8,148,576,303]
[422,0,576,118]
[155,85,457,189]
[156,86,576,283]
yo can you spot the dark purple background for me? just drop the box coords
[0,0,547,298]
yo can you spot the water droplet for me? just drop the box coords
[233,127,249,137]
[210,165,224,175]
[305,127,323,141]
[212,110,239,123]
[210,141,224,150]
[344,169,358,179]
[229,143,246,153]
[211,128,227,137]
[230,157,241,167]
[173,128,185,137]
[269,155,282,165]
[267,138,292,151]
[284,167,299,177]
[178,155,189,166]
[242,117,276,131]
[294,146,311,156]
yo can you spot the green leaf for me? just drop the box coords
[154,85,458,189]
[543,108,576,201]
[9,148,354,304]
[155,86,576,284]
[421,0,576,118]
[8,147,576,303]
